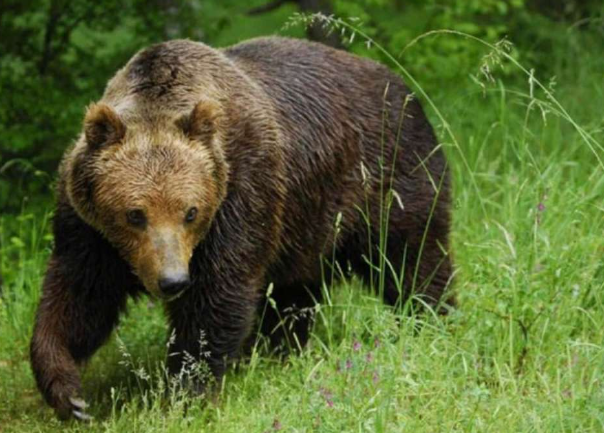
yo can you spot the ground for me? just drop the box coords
[0,34,603,432]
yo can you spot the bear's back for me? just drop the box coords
[223,37,410,182]
[223,37,407,150]
[222,37,431,178]
[223,37,433,278]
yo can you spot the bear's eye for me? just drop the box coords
[126,209,146,228]
[185,207,198,223]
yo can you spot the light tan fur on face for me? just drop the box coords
[64,103,227,297]
[61,39,271,297]
[100,128,222,296]
[106,137,217,294]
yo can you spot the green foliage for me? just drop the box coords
[0,0,602,212]
[0,0,145,210]
[331,0,530,84]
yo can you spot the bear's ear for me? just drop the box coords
[178,100,222,144]
[84,103,126,149]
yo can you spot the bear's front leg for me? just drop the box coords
[30,256,129,420]
[165,275,261,394]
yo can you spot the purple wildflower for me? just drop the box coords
[345,359,352,370]
[372,371,379,384]
[353,340,361,352]
[537,202,545,212]
[319,387,333,398]
[319,388,334,407]
[272,418,282,431]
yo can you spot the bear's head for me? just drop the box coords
[64,101,228,299]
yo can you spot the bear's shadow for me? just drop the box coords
[78,301,289,420]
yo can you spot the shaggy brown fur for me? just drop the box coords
[30,37,453,420]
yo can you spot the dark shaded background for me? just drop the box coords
[0,0,602,213]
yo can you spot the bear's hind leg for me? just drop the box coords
[386,232,454,313]
[256,281,323,355]
[348,220,454,313]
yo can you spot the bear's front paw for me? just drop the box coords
[44,378,92,421]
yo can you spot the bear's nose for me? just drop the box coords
[158,273,190,297]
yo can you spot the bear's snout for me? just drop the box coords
[158,272,190,298]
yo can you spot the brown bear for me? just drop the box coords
[30,37,453,420]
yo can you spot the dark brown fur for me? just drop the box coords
[30,37,453,419]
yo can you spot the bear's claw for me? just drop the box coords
[73,409,93,422]
[69,396,88,410]
[69,397,92,421]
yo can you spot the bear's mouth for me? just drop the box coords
[162,289,187,303]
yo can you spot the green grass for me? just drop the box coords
[1,26,603,432]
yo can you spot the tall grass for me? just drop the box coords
[0,16,603,432]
